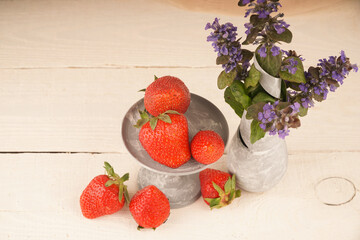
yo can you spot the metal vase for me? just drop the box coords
[227,112,288,192]
[227,56,288,193]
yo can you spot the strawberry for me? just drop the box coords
[134,110,191,168]
[80,162,130,219]
[144,75,191,116]
[190,130,225,165]
[129,185,170,230]
[199,168,241,209]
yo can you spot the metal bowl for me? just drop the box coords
[122,93,229,175]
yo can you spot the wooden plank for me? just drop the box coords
[0,68,359,152]
[0,0,359,68]
[0,68,358,153]
[0,152,359,239]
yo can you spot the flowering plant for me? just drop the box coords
[206,0,357,144]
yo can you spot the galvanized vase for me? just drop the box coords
[227,57,288,192]
[227,112,288,192]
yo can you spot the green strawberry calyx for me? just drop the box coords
[133,109,180,130]
[103,161,130,204]
[204,174,241,210]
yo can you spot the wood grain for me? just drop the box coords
[0,0,359,68]
[0,152,359,240]
[0,0,359,239]
[0,68,358,152]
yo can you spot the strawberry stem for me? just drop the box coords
[103,162,130,204]
[206,175,241,210]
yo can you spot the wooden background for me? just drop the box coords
[0,0,359,239]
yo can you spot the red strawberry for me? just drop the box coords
[129,185,170,230]
[144,75,190,116]
[135,110,191,168]
[80,162,130,219]
[191,130,225,165]
[199,168,241,209]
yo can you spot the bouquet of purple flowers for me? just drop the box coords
[206,0,358,143]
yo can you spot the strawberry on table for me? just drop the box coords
[191,130,225,165]
[129,185,170,230]
[80,162,130,219]
[144,75,191,116]
[199,168,241,209]
[135,110,191,168]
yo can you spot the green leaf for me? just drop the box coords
[118,185,124,202]
[313,93,325,102]
[275,101,291,110]
[120,173,130,182]
[286,81,301,91]
[246,102,266,120]
[240,49,254,63]
[216,55,230,65]
[280,79,288,102]
[163,110,180,115]
[224,87,244,118]
[298,105,308,117]
[238,0,248,6]
[207,198,221,209]
[134,110,149,128]
[139,110,149,119]
[268,28,293,43]
[242,27,261,45]
[229,191,234,201]
[149,117,158,130]
[158,114,171,124]
[104,161,115,176]
[252,91,275,104]
[247,83,263,98]
[255,45,282,77]
[250,15,267,28]
[279,57,306,83]
[138,88,146,92]
[105,179,116,187]
[230,81,251,109]
[217,70,237,90]
[244,64,261,89]
[231,174,236,190]
[224,177,232,193]
[212,182,225,195]
[133,118,148,128]
[308,66,320,80]
[250,120,265,144]
[154,75,158,80]
[235,190,241,198]
[123,185,130,204]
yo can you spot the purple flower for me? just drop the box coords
[257,101,300,139]
[206,18,245,73]
[243,0,282,19]
[340,50,347,63]
[282,57,298,74]
[258,45,267,58]
[273,20,290,34]
[244,22,253,35]
[300,96,314,109]
[271,45,280,56]
[318,50,357,86]
[353,64,358,72]
[299,83,309,93]
[242,0,251,4]
[258,9,270,18]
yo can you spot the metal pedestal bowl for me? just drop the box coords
[122,93,229,208]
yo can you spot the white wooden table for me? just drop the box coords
[0,0,359,239]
